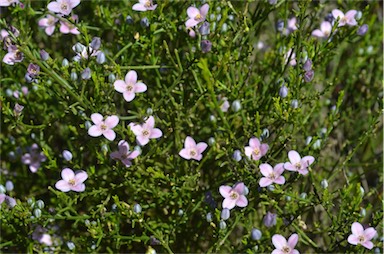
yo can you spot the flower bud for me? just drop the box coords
[221,208,230,220]
[263,212,277,227]
[85,121,92,129]
[324,13,334,23]
[108,73,116,83]
[360,208,366,217]
[300,192,307,199]
[267,185,275,191]
[251,228,262,240]
[70,72,78,81]
[178,209,184,216]
[133,203,142,213]
[206,212,212,222]
[126,15,134,24]
[260,128,270,141]
[140,17,150,28]
[321,179,328,189]
[40,50,49,61]
[232,150,242,162]
[285,195,292,201]
[81,67,91,80]
[306,136,312,145]
[14,103,24,115]
[231,100,242,112]
[304,70,314,82]
[62,58,69,67]
[276,20,284,32]
[188,29,196,38]
[5,181,13,191]
[355,11,362,20]
[5,196,16,208]
[291,99,299,108]
[201,40,212,53]
[24,73,34,83]
[244,185,249,195]
[209,115,216,122]
[62,150,73,161]
[34,208,42,218]
[90,37,101,51]
[303,59,312,71]
[221,23,228,33]
[312,139,321,150]
[27,198,34,206]
[357,24,368,36]
[0,185,5,194]
[96,52,106,64]
[85,219,91,227]
[27,63,40,78]
[279,85,288,98]
[269,0,277,4]
[199,21,210,35]
[219,220,227,230]
[67,241,75,250]
[146,108,153,115]
[208,137,215,145]
[73,42,85,54]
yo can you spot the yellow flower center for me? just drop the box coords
[100,124,107,131]
[229,191,239,200]
[282,246,291,253]
[195,14,202,20]
[142,130,149,137]
[253,148,260,155]
[68,179,76,186]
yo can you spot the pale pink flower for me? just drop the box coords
[110,140,140,167]
[39,234,52,246]
[129,116,162,146]
[55,168,88,192]
[0,194,16,208]
[219,182,248,210]
[284,48,296,66]
[185,3,209,28]
[132,0,157,11]
[332,9,357,27]
[0,0,19,7]
[179,136,208,161]
[347,222,377,249]
[244,137,269,161]
[284,17,298,35]
[3,45,23,65]
[60,21,80,35]
[88,113,119,141]
[38,15,58,36]
[114,70,147,102]
[259,163,285,187]
[47,0,80,16]
[21,144,47,173]
[312,21,332,38]
[272,233,300,254]
[220,97,230,112]
[284,150,314,175]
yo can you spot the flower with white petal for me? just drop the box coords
[114,70,147,102]
[88,113,119,141]
[129,116,162,146]
[347,222,377,250]
[284,150,314,175]
[332,9,357,27]
[179,136,208,161]
[55,168,88,192]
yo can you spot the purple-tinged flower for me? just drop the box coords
[179,136,208,161]
[332,9,358,27]
[40,49,49,61]
[88,113,119,141]
[55,168,88,192]
[62,150,73,161]
[220,97,230,112]
[357,24,368,36]
[114,70,147,102]
[110,140,140,167]
[279,85,288,98]
[303,59,312,72]
[201,39,212,53]
[129,116,162,146]
[38,15,58,36]
[59,21,80,35]
[272,233,299,254]
[0,0,19,6]
[188,28,196,38]
[347,222,377,249]
[304,70,314,82]
[39,234,52,246]
[284,150,315,175]
[0,194,16,208]
[263,211,277,227]
[199,21,210,35]
[3,45,23,65]
[27,63,40,78]
[90,37,101,51]
[284,17,298,35]
[13,103,24,115]
[185,3,209,28]
[47,0,80,16]
[219,182,248,210]
[259,163,285,187]
[312,21,332,38]
[81,67,91,80]
[21,144,47,173]
[244,137,269,161]
[132,0,157,11]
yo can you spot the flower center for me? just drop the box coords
[282,246,291,253]
[61,2,68,11]
[358,235,366,243]
[253,148,260,155]
[100,124,107,131]
[14,51,23,61]
[268,172,276,180]
[142,129,150,137]
[68,179,76,186]
[126,84,134,91]
[229,191,239,200]
[121,153,128,160]
[144,0,151,8]
[195,13,202,20]
[189,149,197,157]
[295,162,301,170]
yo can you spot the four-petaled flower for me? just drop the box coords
[179,136,208,161]
[47,0,80,16]
[129,116,162,146]
[114,70,147,102]
[185,3,209,28]
[347,222,377,250]
[55,168,88,192]
[312,21,332,38]
[219,182,248,210]
[244,137,269,161]
[21,144,47,173]
[88,113,119,141]
[59,21,80,35]
[132,0,157,12]
[332,9,357,27]
[3,45,24,65]
[38,15,58,36]
[272,233,300,254]
[110,140,140,167]
[284,150,314,175]
[259,163,285,187]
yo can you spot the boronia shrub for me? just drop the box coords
[0,0,382,253]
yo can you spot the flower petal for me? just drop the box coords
[361,241,374,250]
[249,137,260,148]
[347,235,359,245]
[128,150,140,160]
[244,146,253,157]
[145,116,155,129]
[288,150,301,164]
[260,163,273,176]
[185,19,199,28]
[125,70,137,85]
[272,234,287,249]
[233,182,245,194]
[301,156,315,167]
[103,129,116,141]
[74,171,88,183]
[91,113,103,124]
[219,185,231,198]
[72,183,85,192]
[179,148,191,160]
[134,82,147,93]
[38,18,49,27]
[236,195,248,207]
[187,6,199,18]
[332,9,344,20]
[114,80,127,93]
[132,3,146,11]
[200,3,209,17]
[288,233,299,249]
[105,115,119,128]
[260,143,269,156]
[150,128,162,139]
[351,222,364,235]
[123,91,136,102]
[222,198,236,210]
[130,123,143,136]
[137,136,149,146]
[61,168,75,181]
[274,163,285,175]
[364,228,377,240]
[184,136,196,148]
[284,162,297,172]
[55,180,71,192]
[196,142,208,153]
[312,29,324,38]
[69,0,80,8]
[274,176,285,185]
[88,125,102,137]
[47,2,61,13]
[259,177,273,187]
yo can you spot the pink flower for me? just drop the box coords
[284,17,298,35]
[21,144,47,173]
[219,182,248,210]
[0,194,16,208]
[244,137,269,161]
[110,140,140,167]
[132,0,157,11]
[259,163,285,187]
[284,150,315,175]
[312,21,332,38]
[179,136,208,161]
[347,222,377,250]
[59,21,80,35]
[47,0,80,16]
[3,45,23,65]
[332,9,357,27]
[55,168,88,192]
[272,233,299,254]
[38,15,58,36]
[114,70,147,102]
[88,113,119,141]
[185,3,209,28]
[220,97,230,112]
[0,0,19,7]
[39,234,52,246]
[129,116,162,146]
